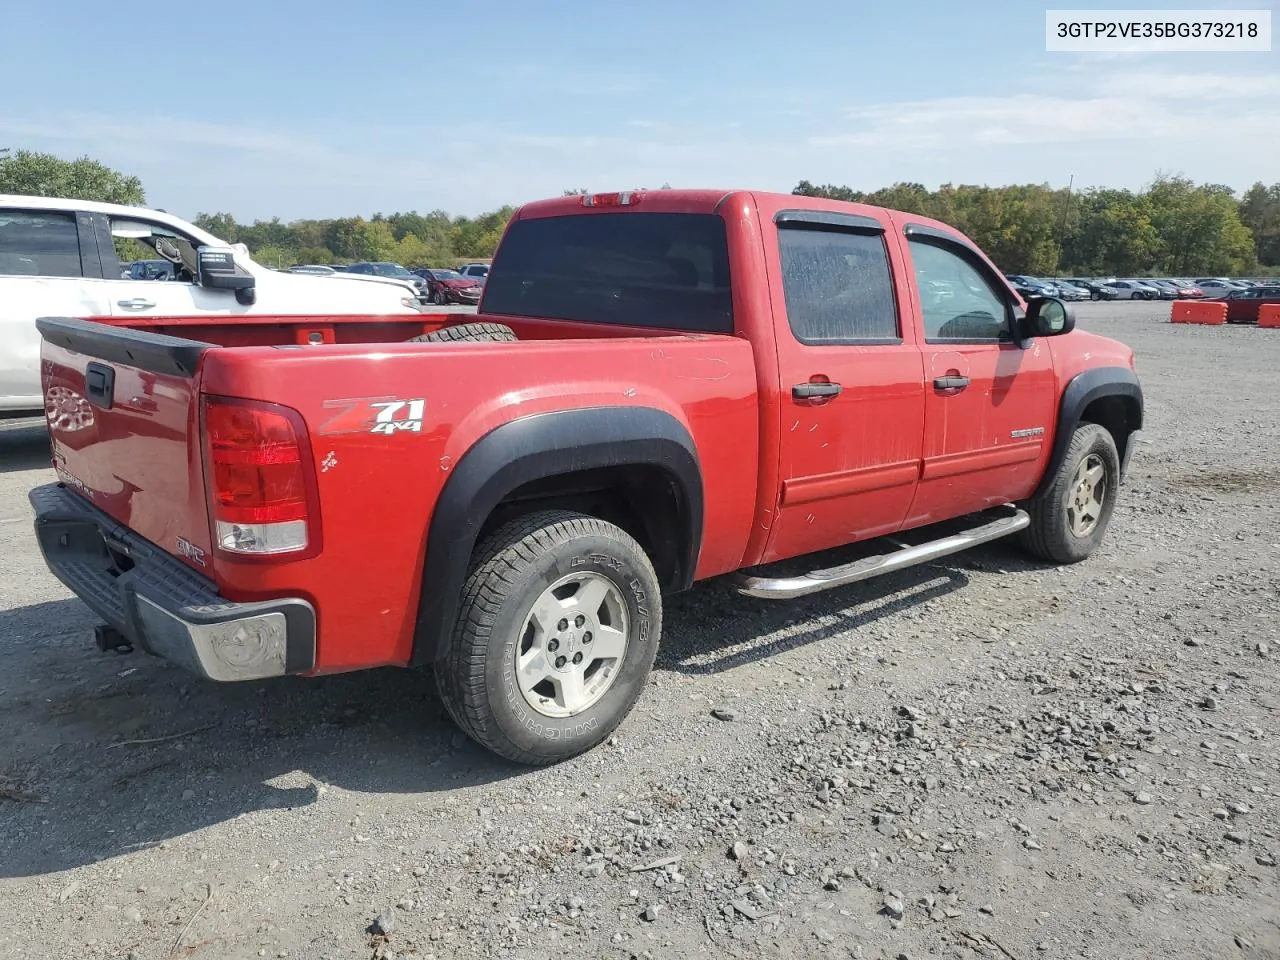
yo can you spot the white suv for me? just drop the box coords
[0,196,424,415]
[458,263,490,281]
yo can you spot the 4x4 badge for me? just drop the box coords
[318,397,427,436]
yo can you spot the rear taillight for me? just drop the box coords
[202,396,321,559]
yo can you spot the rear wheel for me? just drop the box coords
[435,510,662,765]
[1019,423,1119,564]
[406,322,516,344]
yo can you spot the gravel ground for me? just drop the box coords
[1,301,1278,960]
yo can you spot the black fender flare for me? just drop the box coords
[1034,366,1143,499]
[410,406,703,665]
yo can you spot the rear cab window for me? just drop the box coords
[482,212,733,333]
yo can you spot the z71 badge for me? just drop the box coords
[318,397,427,436]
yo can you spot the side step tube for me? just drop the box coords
[733,508,1030,600]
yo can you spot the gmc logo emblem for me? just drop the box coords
[176,537,207,567]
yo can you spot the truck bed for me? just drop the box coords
[38,313,761,673]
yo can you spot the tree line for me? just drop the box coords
[190,208,516,269]
[792,176,1279,277]
[3,149,1277,276]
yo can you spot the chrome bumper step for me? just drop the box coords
[732,507,1030,600]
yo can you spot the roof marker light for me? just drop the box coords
[582,191,641,207]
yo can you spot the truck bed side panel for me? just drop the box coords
[198,335,759,673]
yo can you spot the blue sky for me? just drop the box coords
[2,0,1276,221]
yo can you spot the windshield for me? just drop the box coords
[432,269,463,279]
[483,212,732,333]
[372,263,414,277]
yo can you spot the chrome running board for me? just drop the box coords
[732,508,1030,600]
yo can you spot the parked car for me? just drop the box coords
[29,187,1142,766]
[0,196,425,416]
[287,264,338,276]
[1005,274,1059,299]
[1101,280,1156,300]
[458,263,490,281]
[1142,279,1180,300]
[413,267,483,305]
[345,261,428,295]
[1052,281,1091,301]
[1223,285,1280,323]
[1061,279,1117,301]
[1165,279,1204,298]
[1196,278,1248,298]
[129,259,175,281]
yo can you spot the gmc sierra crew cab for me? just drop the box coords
[28,188,1143,766]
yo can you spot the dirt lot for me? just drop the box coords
[1,302,1277,960]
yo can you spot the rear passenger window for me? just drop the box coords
[778,226,899,344]
[908,239,1010,342]
[0,211,82,278]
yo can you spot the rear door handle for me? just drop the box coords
[933,375,970,390]
[793,382,842,399]
[116,298,155,310]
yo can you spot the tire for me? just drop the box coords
[406,322,517,344]
[1090,291,1100,301]
[1019,423,1120,565]
[435,510,662,765]
[432,289,449,305]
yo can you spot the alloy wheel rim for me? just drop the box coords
[514,572,629,718]
[1067,453,1107,537]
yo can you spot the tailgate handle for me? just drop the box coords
[85,362,116,410]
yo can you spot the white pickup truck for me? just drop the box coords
[0,196,425,416]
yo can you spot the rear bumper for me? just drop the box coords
[29,483,316,682]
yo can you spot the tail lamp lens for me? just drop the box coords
[203,397,316,556]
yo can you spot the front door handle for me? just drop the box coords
[117,298,156,310]
[933,375,970,391]
[793,382,842,399]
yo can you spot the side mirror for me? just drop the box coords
[1022,296,1075,337]
[197,246,256,305]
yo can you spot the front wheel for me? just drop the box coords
[1019,423,1120,564]
[432,289,449,305]
[1090,290,1101,301]
[435,510,662,765]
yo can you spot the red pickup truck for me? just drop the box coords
[29,189,1143,765]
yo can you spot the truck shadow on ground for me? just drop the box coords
[0,423,52,474]
[0,544,1029,879]
[660,540,1039,675]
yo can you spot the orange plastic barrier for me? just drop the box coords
[1259,304,1280,329]
[1171,301,1227,325]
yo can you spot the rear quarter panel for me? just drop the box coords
[200,335,759,673]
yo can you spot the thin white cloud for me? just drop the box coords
[809,65,1279,151]
[1091,69,1280,98]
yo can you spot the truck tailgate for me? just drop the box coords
[38,317,214,566]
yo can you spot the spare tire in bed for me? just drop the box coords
[407,322,517,343]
